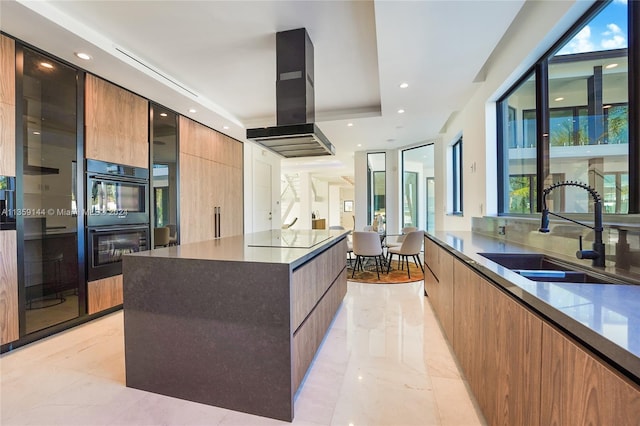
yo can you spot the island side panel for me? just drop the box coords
[123,256,293,421]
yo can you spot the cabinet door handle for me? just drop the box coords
[216,206,221,238]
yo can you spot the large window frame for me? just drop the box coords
[451,137,463,215]
[497,0,639,215]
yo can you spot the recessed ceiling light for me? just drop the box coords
[605,63,618,69]
[33,131,41,135]
[75,52,92,60]
[386,138,395,143]
[554,97,564,102]
[159,112,168,117]
[397,109,405,114]
[399,82,409,89]
[40,62,53,69]
[223,125,230,130]
[357,144,362,147]
[188,108,197,113]
[347,123,353,127]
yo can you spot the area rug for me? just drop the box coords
[348,259,424,284]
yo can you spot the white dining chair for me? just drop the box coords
[386,230,424,278]
[351,231,384,279]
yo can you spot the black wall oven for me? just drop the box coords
[87,225,149,281]
[86,160,150,281]
[86,159,149,227]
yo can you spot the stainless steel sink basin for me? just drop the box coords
[478,252,626,284]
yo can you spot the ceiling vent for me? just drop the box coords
[246,28,335,158]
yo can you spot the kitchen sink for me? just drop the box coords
[478,252,627,284]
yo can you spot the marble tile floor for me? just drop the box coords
[0,281,486,426]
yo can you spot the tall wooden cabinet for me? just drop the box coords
[179,116,243,244]
[0,34,15,177]
[85,74,148,168]
[0,34,18,345]
[0,231,18,344]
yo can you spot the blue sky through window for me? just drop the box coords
[556,0,627,55]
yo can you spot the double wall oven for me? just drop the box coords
[86,159,150,281]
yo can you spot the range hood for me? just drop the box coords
[246,28,335,158]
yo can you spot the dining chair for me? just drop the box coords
[386,230,424,278]
[351,231,384,279]
[385,226,419,249]
[154,226,171,248]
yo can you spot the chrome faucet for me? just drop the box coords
[538,181,605,267]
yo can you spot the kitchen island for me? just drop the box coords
[122,229,349,422]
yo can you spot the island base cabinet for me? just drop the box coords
[541,323,640,426]
[87,275,123,314]
[293,268,347,391]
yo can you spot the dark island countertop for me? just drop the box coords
[130,229,350,269]
[425,230,640,384]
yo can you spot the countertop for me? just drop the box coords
[129,229,349,269]
[426,230,640,383]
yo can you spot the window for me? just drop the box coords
[401,144,435,230]
[498,0,633,215]
[451,137,463,215]
[367,152,386,226]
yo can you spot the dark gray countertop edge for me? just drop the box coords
[424,231,640,386]
[289,232,349,269]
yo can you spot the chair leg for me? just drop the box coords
[414,255,424,273]
[387,253,393,273]
[374,256,380,280]
[406,256,411,279]
[352,255,359,278]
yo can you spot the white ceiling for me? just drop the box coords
[1,0,525,180]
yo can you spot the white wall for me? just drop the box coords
[438,0,594,231]
[243,141,281,233]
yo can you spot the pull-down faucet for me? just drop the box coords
[538,180,605,267]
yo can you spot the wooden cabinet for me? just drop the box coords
[179,116,243,244]
[0,231,18,344]
[541,323,640,425]
[425,234,640,426]
[0,34,16,177]
[87,274,123,314]
[85,74,148,168]
[423,237,453,341]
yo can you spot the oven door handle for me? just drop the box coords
[88,225,150,233]
[87,174,148,184]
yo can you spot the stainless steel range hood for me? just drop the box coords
[246,28,335,158]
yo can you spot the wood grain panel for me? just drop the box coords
[541,323,640,426]
[179,153,214,244]
[451,258,543,426]
[0,231,18,344]
[0,35,15,177]
[88,274,123,314]
[436,248,454,341]
[179,116,243,242]
[85,74,148,168]
[292,239,346,330]
[292,267,347,392]
[424,236,440,280]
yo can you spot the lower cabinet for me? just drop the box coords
[0,230,18,344]
[453,259,542,426]
[87,275,123,314]
[425,235,640,426]
[541,323,640,425]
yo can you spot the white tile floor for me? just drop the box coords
[0,281,486,426]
